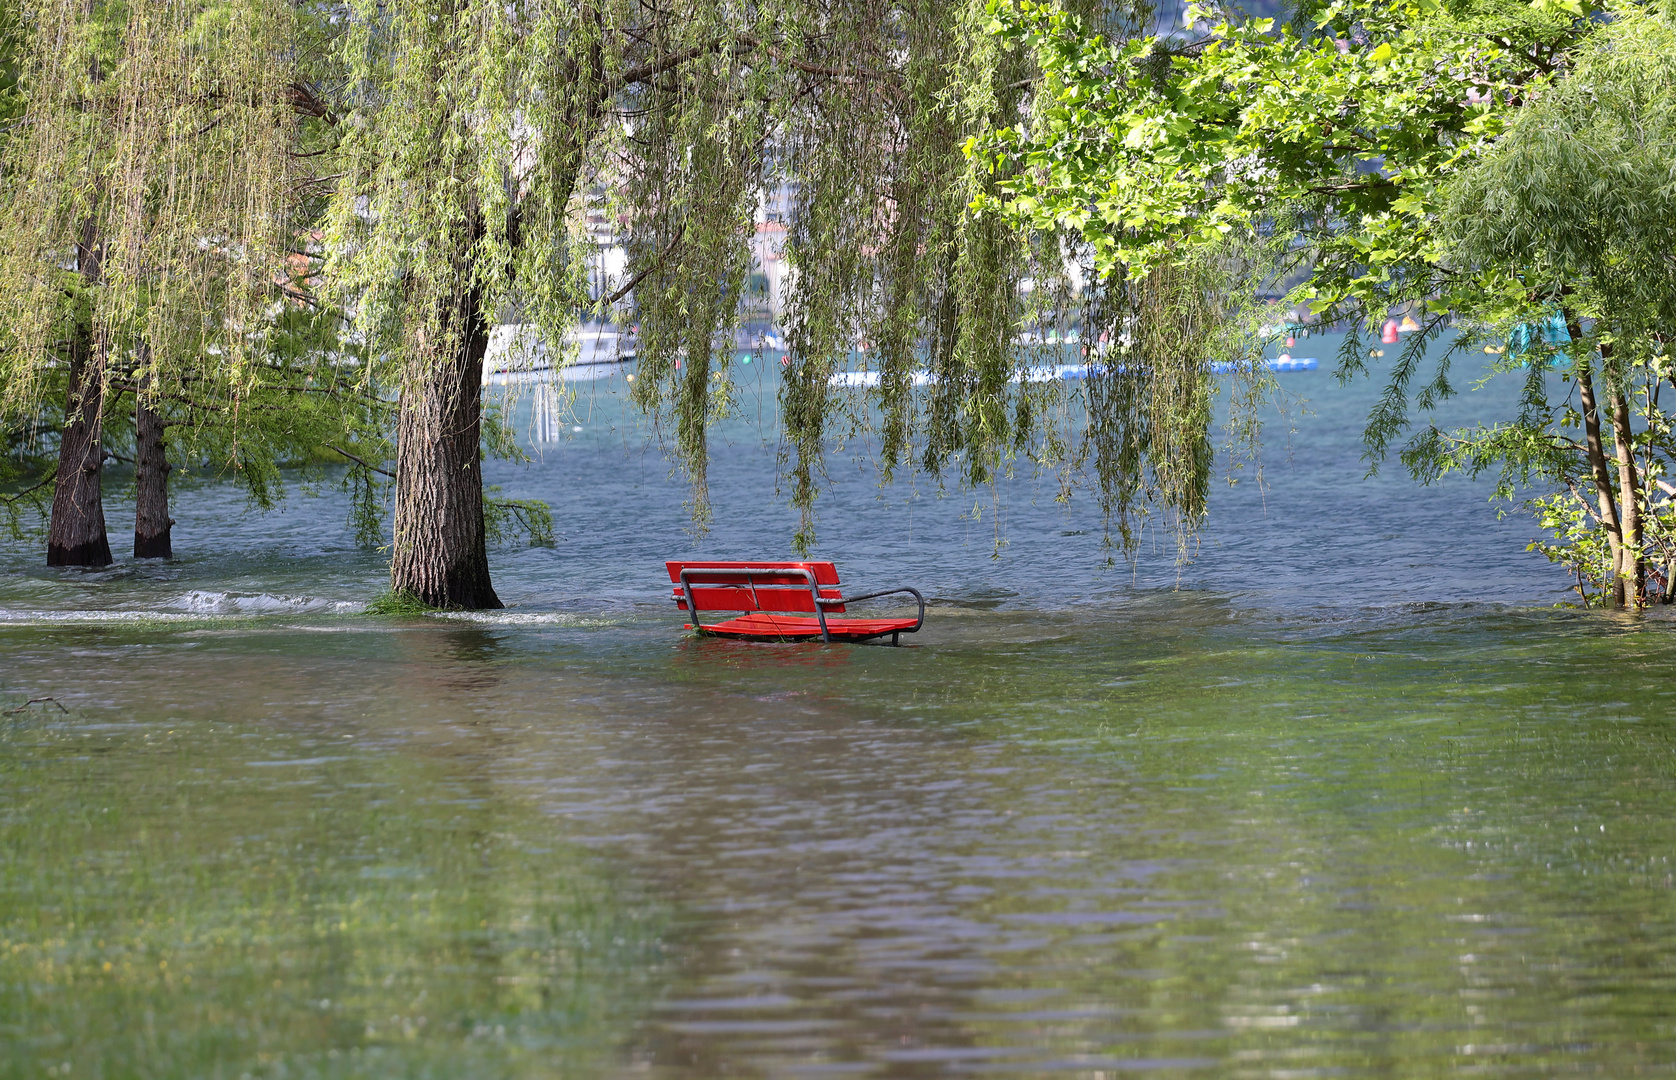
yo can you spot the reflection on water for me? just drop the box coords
[5,603,1676,1077]
[5,341,1675,1076]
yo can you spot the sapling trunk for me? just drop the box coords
[1603,341,1645,606]
[133,370,172,559]
[1576,363,1624,601]
[1567,314,1624,604]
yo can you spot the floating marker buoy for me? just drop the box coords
[1398,315,1421,333]
[1381,320,1400,344]
[1279,353,1291,362]
[1285,335,1296,348]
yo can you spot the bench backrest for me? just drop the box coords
[666,560,845,614]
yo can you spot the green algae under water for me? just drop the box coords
[5,601,1676,1078]
[5,347,1676,1077]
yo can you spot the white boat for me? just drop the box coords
[483,325,637,385]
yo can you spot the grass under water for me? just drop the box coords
[3,600,1676,1077]
[0,672,668,1079]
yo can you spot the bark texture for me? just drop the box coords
[47,312,112,567]
[389,262,502,610]
[133,375,172,559]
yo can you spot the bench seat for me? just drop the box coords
[684,611,922,642]
[666,560,924,644]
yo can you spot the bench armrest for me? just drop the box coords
[817,586,925,633]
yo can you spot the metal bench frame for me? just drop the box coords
[676,565,925,644]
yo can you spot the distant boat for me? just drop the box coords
[483,325,637,385]
[828,357,1317,388]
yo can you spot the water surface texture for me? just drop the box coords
[6,342,1675,1078]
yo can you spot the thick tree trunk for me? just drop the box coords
[133,371,172,559]
[389,274,501,610]
[47,312,112,568]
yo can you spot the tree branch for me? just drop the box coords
[1307,177,1397,194]
[765,44,900,83]
[3,697,70,716]
[286,81,338,125]
[326,444,394,478]
[602,222,687,306]
[0,467,57,505]
[611,36,758,93]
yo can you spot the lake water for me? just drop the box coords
[6,339,1676,1079]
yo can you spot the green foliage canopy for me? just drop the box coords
[971,0,1581,453]
[0,0,388,537]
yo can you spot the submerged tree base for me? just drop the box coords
[365,589,443,617]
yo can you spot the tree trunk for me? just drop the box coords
[133,369,172,559]
[389,269,502,610]
[1566,312,1624,605]
[47,220,112,568]
[1576,361,1624,603]
[1602,342,1645,606]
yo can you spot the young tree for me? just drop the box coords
[1423,6,1676,606]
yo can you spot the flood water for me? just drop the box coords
[6,340,1676,1078]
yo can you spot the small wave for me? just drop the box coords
[173,590,365,615]
[0,609,216,625]
[427,610,620,627]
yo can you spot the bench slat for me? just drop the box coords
[671,585,846,614]
[666,560,840,586]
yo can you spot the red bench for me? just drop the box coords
[666,560,925,644]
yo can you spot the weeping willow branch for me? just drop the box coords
[0,466,56,505]
[601,221,686,308]
[326,444,394,478]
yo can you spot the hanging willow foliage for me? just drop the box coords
[0,0,376,552]
[0,0,296,427]
[603,0,1255,559]
[0,0,1263,585]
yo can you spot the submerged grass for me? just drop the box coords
[364,589,439,617]
[0,709,669,1080]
